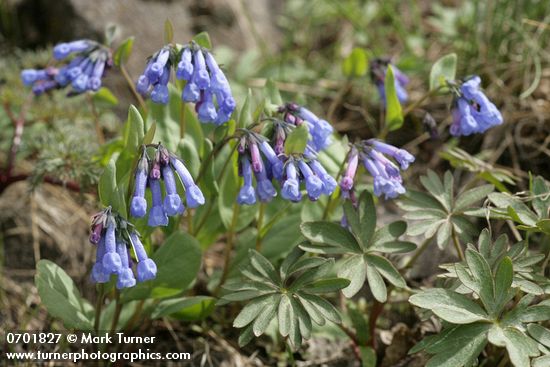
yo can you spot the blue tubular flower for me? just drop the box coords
[136,74,151,95]
[191,49,210,89]
[297,160,323,200]
[259,141,283,180]
[147,48,170,83]
[182,81,201,103]
[363,155,405,199]
[367,139,415,170]
[53,40,91,60]
[151,65,170,104]
[249,142,264,173]
[450,76,503,136]
[162,165,183,216]
[309,159,337,195]
[148,178,168,227]
[281,161,302,202]
[91,237,110,283]
[130,232,157,282]
[254,168,277,202]
[296,107,333,152]
[176,48,194,80]
[87,61,105,91]
[20,69,48,86]
[237,156,257,205]
[197,90,218,123]
[204,51,229,92]
[115,240,136,289]
[130,156,148,218]
[72,60,94,93]
[170,156,205,208]
[102,222,122,274]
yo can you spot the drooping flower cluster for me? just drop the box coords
[340,139,414,199]
[449,76,503,136]
[236,124,336,205]
[369,57,409,105]
[89,208,157,289]
[136,43,235,125]
[278,102,333,152]
[21,40,112,96]
[130,143,205,226]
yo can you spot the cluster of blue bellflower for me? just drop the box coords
[89,208,156,289]
[129,144,205,226]
[21,40,112,95]
[136,43,235,125]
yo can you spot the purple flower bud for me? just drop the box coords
[21,69,48,86]
[130,159,148,218]
[249,142,263,173]
[148,179,168,227]
[32,80,58,95]
[87,61,105,91]
[341,147,359,191]
[176,48,194,80]
[281,162,302,202]
[204,51,230,92]
[170,157,204,208]
[191,50,210,89]
[369,149,400,178]
[297,160,324,200]
[136,75,151,95]
[115,241,136,289]
[89,223,103,244]
[162,165,183,216]
[237,157,257,205]
[102,222,122,274]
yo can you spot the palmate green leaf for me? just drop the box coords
[285,123,309,155]
[286,256,327,279]
[465,249,496,314]
[288,259,334,291]
[249,249,280,284]
[301,221,362,253]
[233,293,278,328]
[253,295,281,337]
[455,185,494,212]
[527,324,550,348]
[337,255,366,298]
[303,278,350,294]
[384,65,404,132]
[365,254,406,288]
[371,221,407,245]
[297,292,341,324]
[35,260,93,330]
[366,266,387,302]
[409,289,488,324]
[488,326,540,367]
[420,170,452,212]
[429,53,457,91]
[425,325,488,367]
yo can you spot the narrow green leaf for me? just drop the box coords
[527,324,550,348]
[384,65,404,131]
[280,246,304,280]
[342,47,368,78]
[365,254,406,288]
[113,36,134,67]
[366,266,386,302]
[371,240,416,254]
[429,53,457,91]
[249,250,279,285]
[290,296,312,340]
[278,295,292,337]
[455,185,494,211]
[426,326,487,367]
[238,323,254,347]
[494,257,513,308]
[338,255,366,298]
[265,78,283,106]
[233,294,276,328]
[343,200,361,239]
[252,295,280,336]
[284,123,309,155]
[520,305,550,323]
[164,19,174,44]
[304,278,350,294]
[193,31,212,49]
[297,292,341,324]
[92,87,119,107]
[301,221,362,253]
[359,191,376,246]
[409,289,488,324]
[238,89,252,128]
[465,249,496,314]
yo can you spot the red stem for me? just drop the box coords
[3,96,32,178]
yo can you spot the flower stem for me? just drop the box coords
[322,154,347,220]
[120,64,147,112]
[86,93,105,144]
[452,228,465,261]
[179,101,187,139]
[214,202,240,295]
[93,283,105,334]
[255,203,265,251]
[109,290,122,334]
